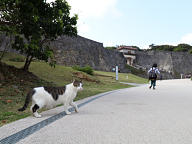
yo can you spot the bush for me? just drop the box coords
[189,49,192,54]
[9,57,25,62]
[73,66,94,75]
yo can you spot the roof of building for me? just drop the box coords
[117,46,138,50]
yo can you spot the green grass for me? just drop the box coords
[0,84,32,126]
[0,52,25,61]
[0,52,147,126]
[3,61,139,100]
[94,71,147,84]
[4,61,147,100]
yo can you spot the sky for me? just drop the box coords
[49,0,192,49]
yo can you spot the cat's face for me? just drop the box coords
[73,80,83,91]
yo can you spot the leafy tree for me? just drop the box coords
[0,0,77,71]
[174,43,191,52]
[149,43,155,49]
[151,45,174,51]
[150,43,192,53]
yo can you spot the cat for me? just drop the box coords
[18,80,83,118]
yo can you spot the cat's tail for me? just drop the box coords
[18,89,36,111]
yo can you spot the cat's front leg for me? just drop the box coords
[63,104,71,115]
[33,112,42,118]
[70,101,79,113]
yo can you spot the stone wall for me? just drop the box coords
[135,50,192,78]
[50,35,129,72]
[0,35,129,73]
[3,33,192,78]
[0,34,17,54]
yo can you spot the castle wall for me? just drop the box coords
[0,35,129,73]
[135,50,192,78]
[50,35,129,72]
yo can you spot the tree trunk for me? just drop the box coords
[0,47,7,62]
[0,37,9,62]
[23,55,33,71]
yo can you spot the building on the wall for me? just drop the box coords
[117,46,137,65]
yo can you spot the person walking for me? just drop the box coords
[148,63,160,89]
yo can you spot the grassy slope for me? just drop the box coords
[5,61,147,100]
[0,53,147,126]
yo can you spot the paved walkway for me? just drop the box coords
[0,79,192,144]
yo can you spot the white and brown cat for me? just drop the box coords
[18,80,83,118]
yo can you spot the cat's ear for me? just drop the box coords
[73,80,78,87]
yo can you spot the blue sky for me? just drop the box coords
[55,0,192,49]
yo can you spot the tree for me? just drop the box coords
[0,0,77,71]
[149,43,155,49]
[175,43,192,52]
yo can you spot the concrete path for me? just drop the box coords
[1,79,192,144]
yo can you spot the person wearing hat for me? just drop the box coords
[148,63,160,89]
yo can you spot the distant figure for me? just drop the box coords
[148,63,160,90]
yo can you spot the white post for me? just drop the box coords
[116,66,118,81]
[181,74,183,79]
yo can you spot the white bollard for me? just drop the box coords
[181,74,183,79]
[116,66,118,81]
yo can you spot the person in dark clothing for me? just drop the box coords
[148,63,160,89]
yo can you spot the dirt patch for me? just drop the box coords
[72,72,100,83]
[0,62,53,87]
[0,62,54,105]
[94,73,115,78]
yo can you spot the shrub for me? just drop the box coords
[189,49,192,54]
[73,66,94,75]
[105,47,116,50]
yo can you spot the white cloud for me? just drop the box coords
[77,22,90,34]
[180,33,192,45]
[67,0,119,18]
[66,0,121,35]
[47,0,120,18]
[103,41,116,47]
[47,0,121,36]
